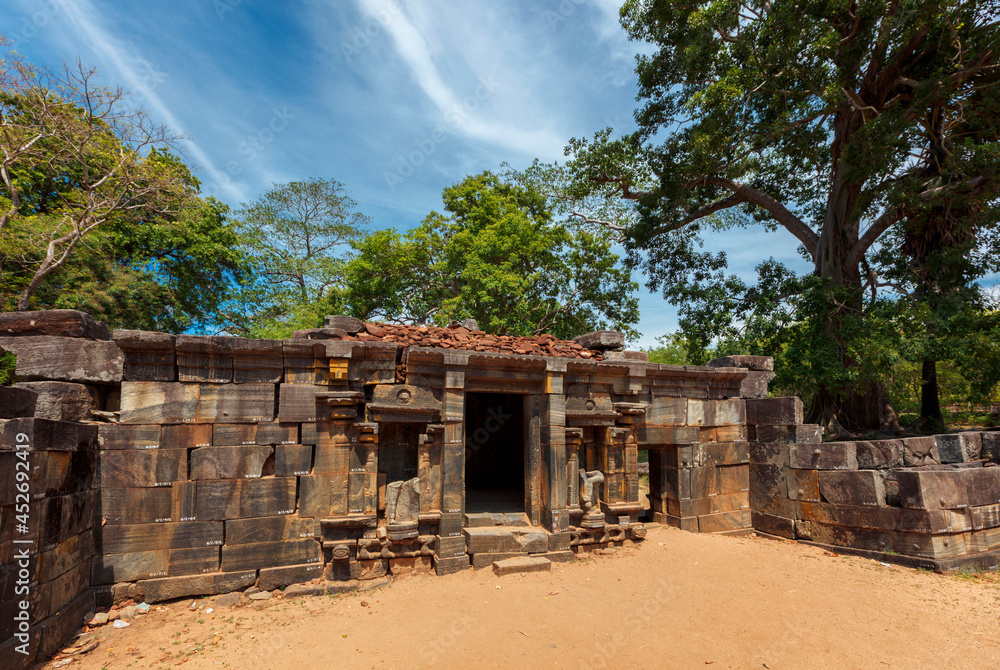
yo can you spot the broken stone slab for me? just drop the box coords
[707,355,774,372]
[112,330,176,381]
[212,592,241,608]
[0,385,37,418]
[573,331,625,351]
[139,571,258,603]
[324,315,365,334]
[283,583,326,598]
[292,328,350,340]
[492,556,551,576]
[0,309,111,339]
[0,336,123,383]
[14,381,97,422]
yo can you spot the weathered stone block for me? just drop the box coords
[707,355,773,372]
[231,337,283,384]
[645,397,687,426]
[98,424,161,450]
[120,381,198,424]
[13,381,96,422]
[176,335,233,382]
[936,434,968,464]
[389,555,433,575]
[298,474,348,517]
[687,399,745,427]
[226,516,315,545]
[745,397,802,426]
[221,538,322,572]
[161,423,212,449]
[91,550,168,584]
[190,445,273,480]
[432,554,471,576]
[751,511,795,538]
[196,383,275,423]
[98,521,223,554]
[275,444,313,477]
[786,469,820,502]
[901,436,940,467]
[818,470,886,506]
[788,442,857,470]
[854,440,904,469]
[697,509,751,533]
[0,309,110,339]
[897,469,970,509]
[0,385,37,419]
[99,449,187,488]
[257,562,324,590]
[751,424,823,445]
[0,336,122,383]
[139,571,258,603]
[493,556,550,576]
[212,423,257,446]
[168,546,221,576]
[113,330,176,381]
[98,487,173,524]
[256,422,299,445]
[965,468,1000,507]
[195,478,297,520]
[573,331,624,350]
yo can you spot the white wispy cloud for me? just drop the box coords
[355,0,568,159]
[40,0,248,201]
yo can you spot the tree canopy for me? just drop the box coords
[338,171,640,340]
[221,178,369,338]
[529,0,1000,431]
[0,44,245,331]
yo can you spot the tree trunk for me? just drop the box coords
[919,357,945,431]
[808,157,900,433]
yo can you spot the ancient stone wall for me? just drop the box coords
[749,421,1000,570]
[0,311,113,669]
[6,309,1000,668]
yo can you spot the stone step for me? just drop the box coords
[492,556,551,577]
[463,526,549,554]
[464,512,530,527]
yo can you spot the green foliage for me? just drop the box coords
[223,178,368,337]
[0,49,244,331]
[553,0,1000,430]
[642,332,707,366]
[0,350,16,386]
[339,172,640,340]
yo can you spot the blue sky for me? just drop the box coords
[2,0,808,345]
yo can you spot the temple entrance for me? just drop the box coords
[464,392,525,514]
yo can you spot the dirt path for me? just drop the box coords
[53,527,1000,670]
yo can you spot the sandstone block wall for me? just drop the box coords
[750,427,1000,569]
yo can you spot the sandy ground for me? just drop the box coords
[48,526,1000,670]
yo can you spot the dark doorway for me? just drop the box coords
[464,393,525,513]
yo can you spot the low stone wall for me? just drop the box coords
[750,430,1000,570]
[0,394,99,668]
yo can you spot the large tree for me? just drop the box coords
[551,0,1000,431]
[0,44,246,331]
[222,178,369,337]
[338,172,640,340]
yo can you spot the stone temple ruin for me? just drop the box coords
[3,309,1000,667]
